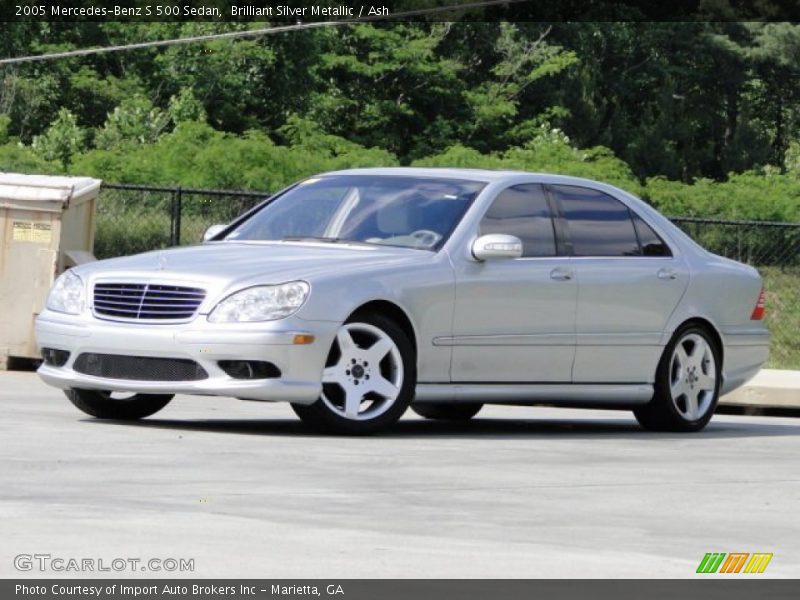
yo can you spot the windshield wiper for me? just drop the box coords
[282,235,343,243]
[281,236,376,247]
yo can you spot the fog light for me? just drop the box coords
[41,348,70,367]
[218,360,281,380]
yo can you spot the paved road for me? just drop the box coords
[2,370,798,578]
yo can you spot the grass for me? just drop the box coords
[93,192,255,258]
[761,267,800,369]
[94,209,213,259]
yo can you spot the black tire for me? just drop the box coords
[66,389,174,420]
[411,402,483,421]
[291,312,416,434]
[634,324,721,432]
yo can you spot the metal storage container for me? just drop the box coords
[0,173,101,368]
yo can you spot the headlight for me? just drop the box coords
[208,281,309,323]
[46,270,86,315]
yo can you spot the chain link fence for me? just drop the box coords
[95,184,800,369]
[96,184,266,258]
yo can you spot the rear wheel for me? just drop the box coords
[66,389,174,420]
[634,324,721,432]
[291,313,415,434]
[411,403,483,421]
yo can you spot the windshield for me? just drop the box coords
[225,175,485,251]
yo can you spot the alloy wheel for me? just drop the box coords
[669,332,717,421]
[320,322,404,421]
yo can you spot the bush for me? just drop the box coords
[413,127,642,196]
[0,141,58,173]
[72,120,398,191]
[644,171,800,222]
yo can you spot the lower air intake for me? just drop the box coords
[73,353,208,381]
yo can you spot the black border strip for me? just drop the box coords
[2,0,800,23]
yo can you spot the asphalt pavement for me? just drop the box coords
[2,370,798,578]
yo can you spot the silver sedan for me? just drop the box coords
[35,168,769,434]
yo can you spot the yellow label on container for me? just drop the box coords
[12,220,52,243]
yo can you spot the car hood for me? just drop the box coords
[76,241,432,287]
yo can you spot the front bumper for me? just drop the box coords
[34,310,339,404]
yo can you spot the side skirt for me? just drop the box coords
[413,383,653,405]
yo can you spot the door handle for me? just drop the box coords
[550,268,573,281]
[657,268,678,280]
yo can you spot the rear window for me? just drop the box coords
[552,185,640,257]
[632,212,672,257]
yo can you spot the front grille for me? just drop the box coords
[93,283,206,321]
[73,353,208,381]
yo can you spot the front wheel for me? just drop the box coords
[291,313,416,434]
[634,325,721,432]
[66,389,174,420]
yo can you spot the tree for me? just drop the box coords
[785,140,800,176]
[0,114,10,144]
[31,108,85,170]
[746,23,800,169]
[462,23,577,150]
[168,87,206,124]
[308,24,463,160]
[95,95,170,149]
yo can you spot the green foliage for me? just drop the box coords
[760,267,800,369]
[644,171,800,221]
[94,95,170,149]
[31,108,86,170]
[502,129,641,193]
[0,140,56,173]
[414,126,642,195]
[412,144,505,169]
[1,22,799,223]
[72,120,397,190]
[168,88,206,124]
[785,140,800,176]
[463,24,578,149]
[94,198,172,258]
[0,115,10,144]
[415,130,800,222]
[309,24,463,159]
[279,115,399,173]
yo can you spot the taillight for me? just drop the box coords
[751,288,766,320]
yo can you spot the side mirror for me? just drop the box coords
[203,224,227,242]
[472,234,523,261]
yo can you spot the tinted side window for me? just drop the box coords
[479,184,556,257]
[552,185,640,257]
[632,212,672,257]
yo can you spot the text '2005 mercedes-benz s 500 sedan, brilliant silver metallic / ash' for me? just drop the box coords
[35,168,769,434]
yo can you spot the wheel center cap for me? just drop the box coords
[687,366,699,387]
[351,365,365,379]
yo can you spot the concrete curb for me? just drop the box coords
[721,369,800,409]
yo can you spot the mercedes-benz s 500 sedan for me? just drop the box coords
[35,168,769,434]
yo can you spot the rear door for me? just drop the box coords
[450,183,577,382]
[548,184,689,383]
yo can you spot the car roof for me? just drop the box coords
[320,167,612,187]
